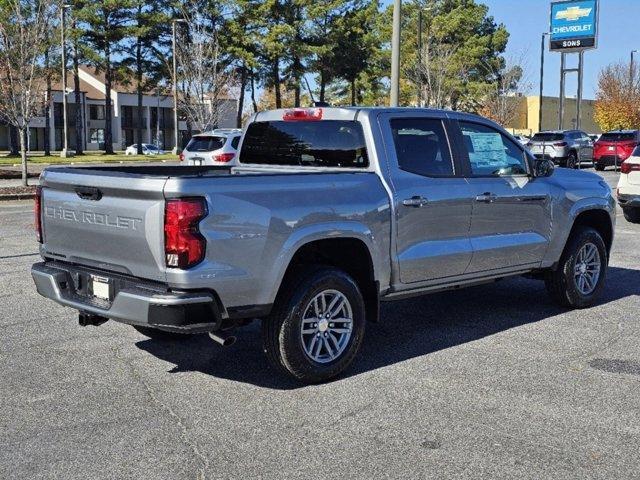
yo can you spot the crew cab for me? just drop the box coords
[32,107,616,383]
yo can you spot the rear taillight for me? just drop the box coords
[35,186,42,243]
[620,161,640,174]
[178,152,185,162]
[213,152,235,163]
[164,198,207,269]
[282,108,323,121]
[553,141,568,147]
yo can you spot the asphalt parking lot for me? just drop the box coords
[1,169,639,479]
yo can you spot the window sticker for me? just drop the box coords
[466,132,507,167]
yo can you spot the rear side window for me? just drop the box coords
[231,136,241,149]
[185,136,225,152]
[240,120,368,168]
[532,132,564,142]
[390,118,453,176]
[600,132,637,141]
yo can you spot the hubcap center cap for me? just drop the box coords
[579,263,587,274]
[318,319,329,332]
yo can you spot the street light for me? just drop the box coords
[171,19,187,155]
[538,32,549,133]
[60,4,73,158]
[631,50,638,88]
[390,0,401,107]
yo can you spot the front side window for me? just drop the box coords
[240,120,368,168]
[459,122,528,176]
[390,118,453,176]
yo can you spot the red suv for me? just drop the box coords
[593,130,640,171]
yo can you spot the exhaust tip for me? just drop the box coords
[208,331,236,347]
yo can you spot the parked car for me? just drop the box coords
[179,128,243,166]
[593,130,640,171]
[124,143,165,156]
[616,145,640,223]
[527,130,594,168]
[513,134,530,146]
[32,107,615,383]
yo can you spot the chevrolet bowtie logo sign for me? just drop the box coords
[555,6,592,21]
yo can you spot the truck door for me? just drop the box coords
[453,120,552,274]
[379,113,474,284]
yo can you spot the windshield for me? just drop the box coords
[531,133,564,142]
[185,136,226,152]
[240,120,368,168]
[600,132,637,142]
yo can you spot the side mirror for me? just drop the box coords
[534,157,555,177]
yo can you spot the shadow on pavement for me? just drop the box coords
[135,266,639,390]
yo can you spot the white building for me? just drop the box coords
[0,66,237,152]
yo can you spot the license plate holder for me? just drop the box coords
[90,275,112,301]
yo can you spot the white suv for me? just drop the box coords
[616,145,640,223]
[180,129,243,166]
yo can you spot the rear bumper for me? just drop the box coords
[31,261,223,333]
[617,193,640,208]
[595,155,624,167]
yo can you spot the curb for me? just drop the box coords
[0,193,35,201]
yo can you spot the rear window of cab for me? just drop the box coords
[239,120,369,168]
[600,132,638,142]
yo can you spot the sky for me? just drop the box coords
[386,0,639,100]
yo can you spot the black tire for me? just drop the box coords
[594,163,605,171]
[132,325,194,340]
[566,151,578,169]
[262,266,366,384]
[545,227,607,309]
[623,207,640,224]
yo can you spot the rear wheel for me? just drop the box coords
[623,207,640,223]
[132,325,195,340]
[594,163,605,171]
[545,227,607,308]
[566,151,578,169]
[262,267,366,383]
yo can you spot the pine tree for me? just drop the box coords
[75,0,132,154]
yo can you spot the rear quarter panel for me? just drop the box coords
[163,172,391,309]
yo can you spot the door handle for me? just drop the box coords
[402,195,429,207]
[475,192,498,203]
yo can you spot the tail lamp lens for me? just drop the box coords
[35,186,43,243]
[621,161,640,174]
[213,152,235,163]
[178,153,185,162]
[164,198,207,269]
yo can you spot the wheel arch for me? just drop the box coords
[272,232,381,323]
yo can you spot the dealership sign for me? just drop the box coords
[549,0,598,51]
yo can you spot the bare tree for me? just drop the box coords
[478,52,532,128]
[174,9,237,133]
[405,42,459,109]
[0,0,54,185]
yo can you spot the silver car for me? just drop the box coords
[528,130,594,168]
[180,128,243,166]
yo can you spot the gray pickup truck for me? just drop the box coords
[32,107,616,383]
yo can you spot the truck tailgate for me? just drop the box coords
[40,168,168,282]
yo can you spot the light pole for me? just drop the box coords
[60,4,73,158]
[171,19,187,155]
[631,50,638,88]
[390,0,401,107]
[538,33,549,133]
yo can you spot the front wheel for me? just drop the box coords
[262,267,366,383]
[623,207,640,223]
[545,227,607,308]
